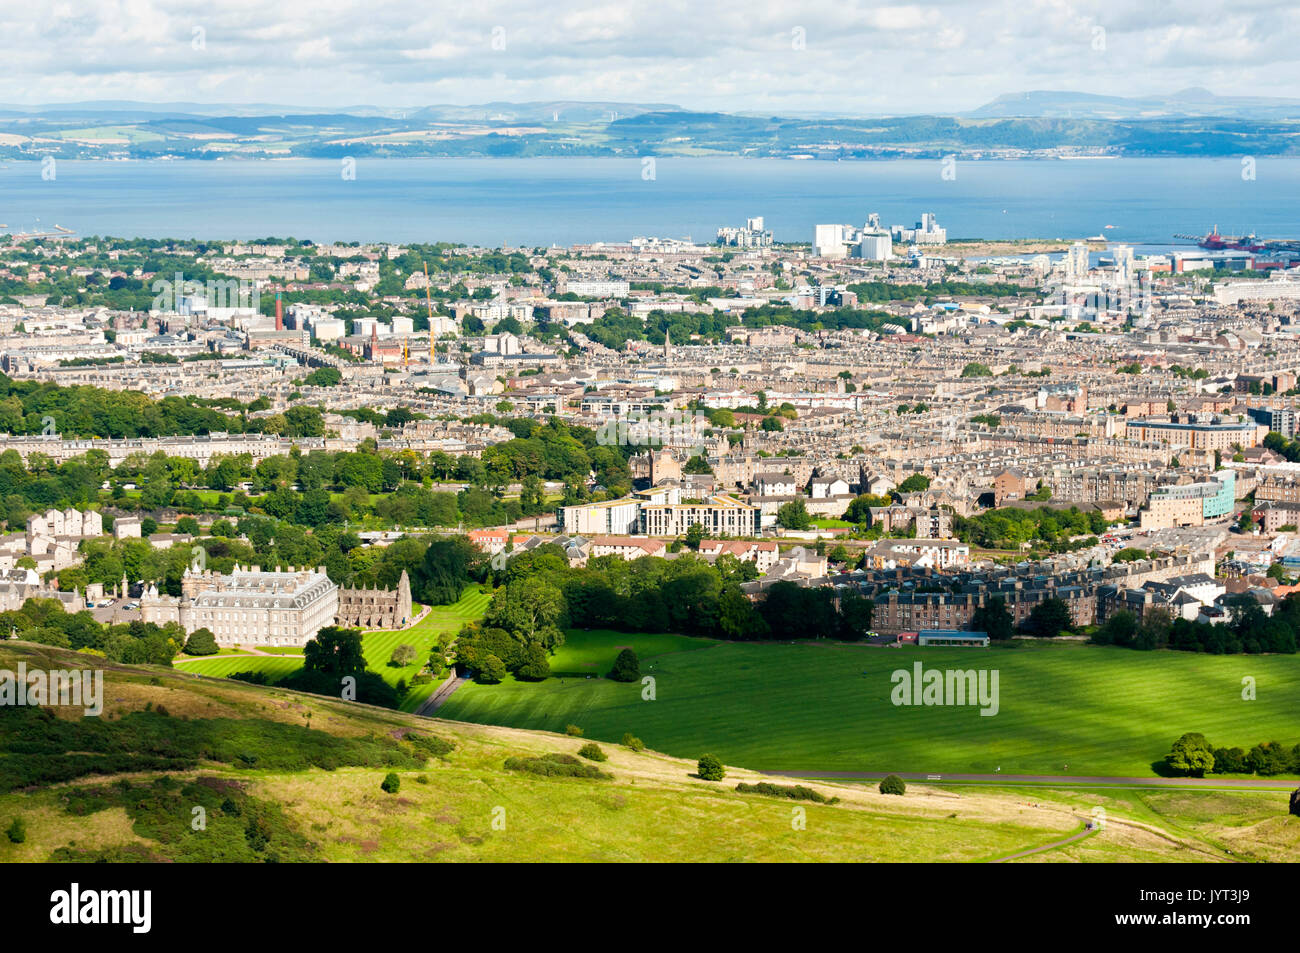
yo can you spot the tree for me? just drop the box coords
[897,474,931,493]
[697,753,725,781]
[879,774,906,796]
[390,643,417,667]
[380,772,401,794]
[776,499,812,531]
[608,648,640,682]
[1167,732,1215,777]
[477,653,506,684]
[1024,598,1072,638]
[971,597,1014,641]
[303,627,366,677]
[684,522,706,550]
[183,627,218,656]
[516,642,551,681]
[1094,610,1137,647]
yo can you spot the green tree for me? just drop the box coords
[1024,598,1072,638]
[608,648,640,682]
[971,597,1014,641]
[183,627,219,656]
[1167,732,1215,777]
[776,499,812,530]
[879,774,906,795]
[697,753,725,781]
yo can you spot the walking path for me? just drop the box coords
[416,673,467,716]
[761,770,1297,790]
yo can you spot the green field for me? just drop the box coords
[548,628,717,676]
[179,586,491,712]
[439,636,1300,778]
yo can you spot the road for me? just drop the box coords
[761,770,1297,790]
[416,672,467,716]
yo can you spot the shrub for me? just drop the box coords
[879,774,906,796]
[503,753,611,780]
[380,772,401,794]
[607,648,640,682]
[5,817,25,844]
[578,742,607,762]
[565,724,584,737]
[735,782,839,804]
[621,733,645,752]
[697,753,725,781]
[183,628,219,656]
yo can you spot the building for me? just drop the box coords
[1139,470,1236,530]
[917,629,989,647]
[335,570,412,630]
[140,565,339,647]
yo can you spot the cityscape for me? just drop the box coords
[0,0,1294,931]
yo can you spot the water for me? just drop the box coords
[0,156,1295,247]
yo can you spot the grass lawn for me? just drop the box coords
[548,628,716,676]
[810,518,854,529]
[180,586,492,713]
[439,637,1300,778]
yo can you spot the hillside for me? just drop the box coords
[0,642,1295,863]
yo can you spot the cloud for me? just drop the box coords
[0,0,1297,112]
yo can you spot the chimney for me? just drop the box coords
[275,291,283,331]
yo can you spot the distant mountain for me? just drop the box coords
[0,100,684,123]
[970,88,1300,120]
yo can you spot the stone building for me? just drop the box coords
[335,570,413,630]
[140,564,339,647]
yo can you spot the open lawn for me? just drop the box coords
[548,628,716,676]
[179,586,492,713]
[439,636,1300,778]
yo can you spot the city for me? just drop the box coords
[0,0,1294,933]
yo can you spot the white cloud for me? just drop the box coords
[0,0,1296,112]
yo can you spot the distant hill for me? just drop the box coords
[971,88,1300,120]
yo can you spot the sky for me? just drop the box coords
[4,0,1300,114]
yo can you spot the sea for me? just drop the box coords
[0,156,1297,248]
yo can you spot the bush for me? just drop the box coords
[578,742,607,762]
[607,648,640,682]
[390,644,417,667]
[183,628,219,656]
[503,753,611,780]
[879,774,906,796]
[735,782,839,804]
[697,753,725,781]
[5,816,25,844]
[565,724,584,737]
[621,733,645,752]
[380,772,401,794]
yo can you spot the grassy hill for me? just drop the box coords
[3,641,1295,862]
[439,634,1300,778]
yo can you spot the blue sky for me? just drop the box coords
[6,0,1299,113]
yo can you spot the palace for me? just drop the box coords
[140,564,339,647]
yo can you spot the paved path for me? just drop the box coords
[416,673,467,716]
[989,828,1097,863]
[761,770,1297,790]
